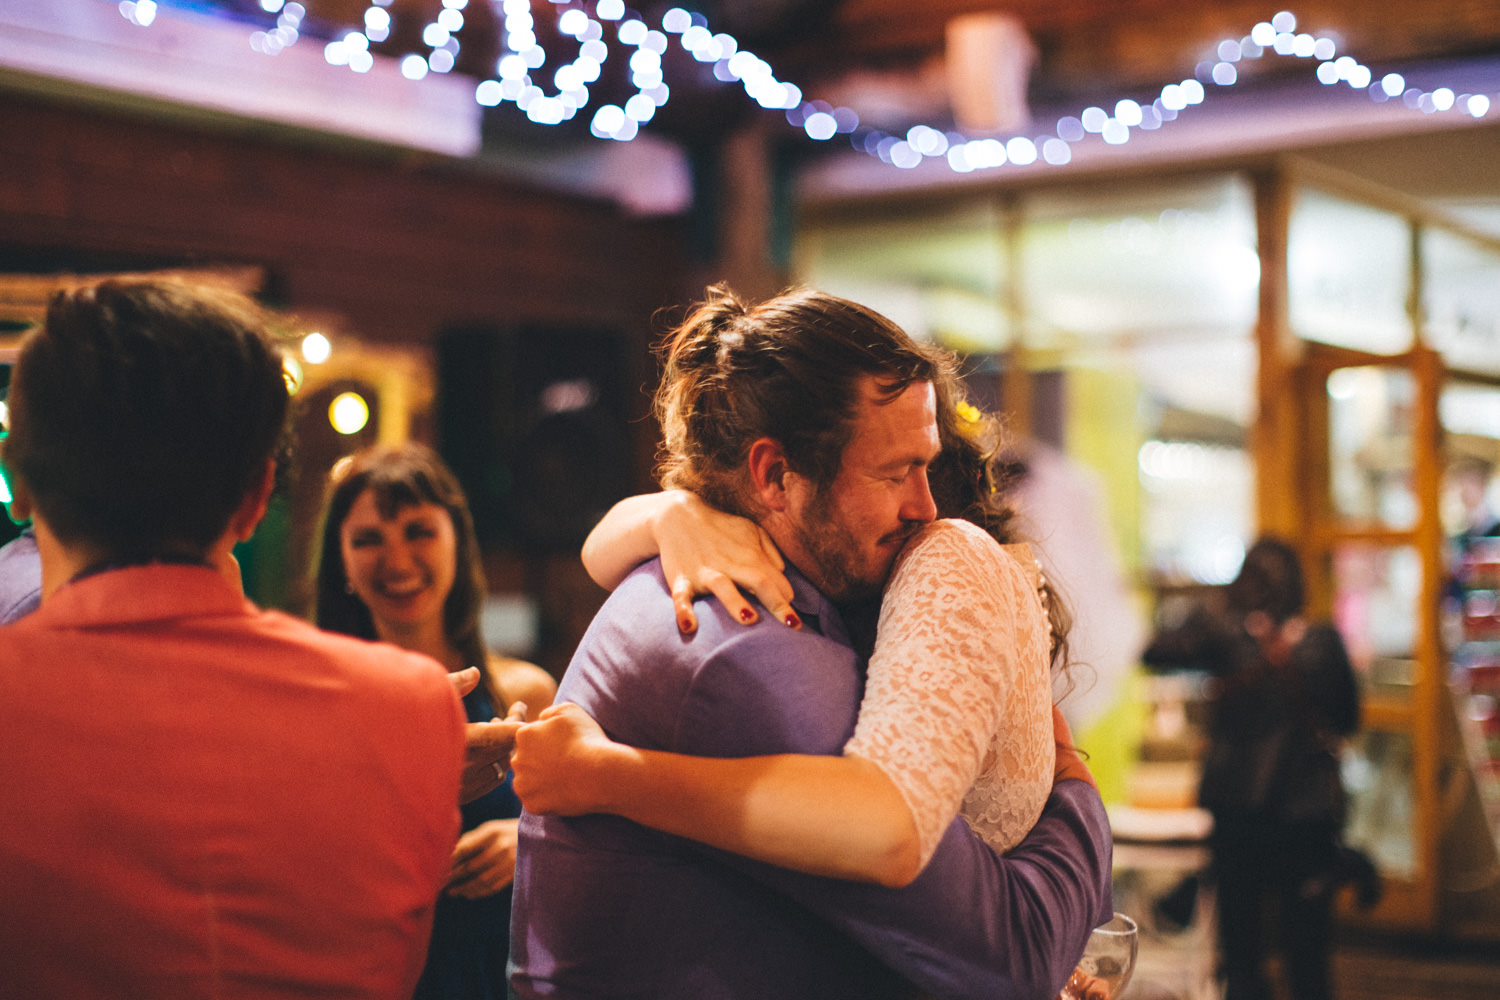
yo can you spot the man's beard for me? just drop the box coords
[790,486,908,606]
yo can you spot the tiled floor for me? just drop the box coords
[1123,929,1500,1000]
[1332,936,1500,1000]
[1111,838,1500,1000]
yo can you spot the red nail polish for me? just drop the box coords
[739,608,755,623]
[678,617,696,633]
[784,613,801,630]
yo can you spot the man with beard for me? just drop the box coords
[510,285,1113,1000]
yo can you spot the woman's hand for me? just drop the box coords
[511,703,623,816]
[1052,705,1098,790]
[451,669,528,804]
[653,490,798,634]
[444,819,519,899]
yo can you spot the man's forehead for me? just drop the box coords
[847,378,938,454]
[862,372,924,400]
[856,374,933,406]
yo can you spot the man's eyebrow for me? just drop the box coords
[875,453,936,474]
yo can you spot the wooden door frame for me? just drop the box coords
[1262,335,1445,930]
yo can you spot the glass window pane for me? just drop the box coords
[1442,380,1500,856]
[1327,366,1416,528]
[1343,729,1417,879]
[1423,228,1500,374]
[1138,440,1254,584]
[1332,542,1421,697]
[1439,380,1500,609]
[1019,174,1259,448]
[795,200,1011,353]
[1290,188,1412,352]
[1019,174,1259,351]
[1451,667,1500,855]
[1441,382,1500,444]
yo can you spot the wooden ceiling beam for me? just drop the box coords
[779,0,1500,96]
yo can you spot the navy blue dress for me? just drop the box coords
[412,685,522,1000]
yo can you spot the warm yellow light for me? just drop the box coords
[301,332,332,365]
[329,391,370,435]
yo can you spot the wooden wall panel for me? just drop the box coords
[0,92,693,664]
[0,93,687,348]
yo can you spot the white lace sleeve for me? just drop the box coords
[844,519,1055,865]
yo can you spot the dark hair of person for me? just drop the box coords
[653,283,956,517]
[930,398,1073,676]
[3,278,289,561]
[314,443,489,674]
[1225,536,1305,625]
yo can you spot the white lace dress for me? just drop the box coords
[844,518,1054,865]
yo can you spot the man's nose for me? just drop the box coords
[902,470,938,524]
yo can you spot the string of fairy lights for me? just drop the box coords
[116,2,1497,174]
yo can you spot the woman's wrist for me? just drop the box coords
[648,489,692,541]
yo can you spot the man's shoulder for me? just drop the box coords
[0,587,41,625]
[898,518,1012,577]
[0,529,39,568]
[589,560,849,661]
[257,609,453,688]
[0,531,42,625]
[569,561,863,755]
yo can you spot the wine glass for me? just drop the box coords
[1059,912,1138,1000]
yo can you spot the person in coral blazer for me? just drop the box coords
[0,278,491,999]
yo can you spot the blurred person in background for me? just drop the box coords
[1144,537,1368,1000]
[0,383,41,623]
[1446,457,1500,548]
[0,279,475,999]
[0,522,40,622]
[315,442,555,1000]
[1003,440,1146,738]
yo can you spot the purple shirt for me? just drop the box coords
[0,529,41,624]
[511,561,1113,1000]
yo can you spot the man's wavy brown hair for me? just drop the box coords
[653,283,953,516]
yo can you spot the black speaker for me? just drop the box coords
[438,324,633,554]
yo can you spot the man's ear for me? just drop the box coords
[1,437,31,525]
[746,437,792,513]
[228,458,278,543]
[4,473,33,526]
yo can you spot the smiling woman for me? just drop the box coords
[313,441,555,1000]
[339,486,460,641]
